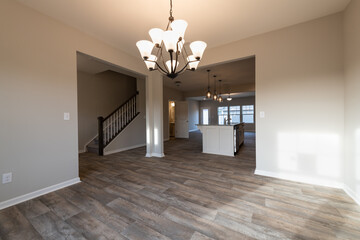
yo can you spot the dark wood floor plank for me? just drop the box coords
[108,197,194,240]
[0,206,42,240]
[162,206,255,240]
[29,211,86,240]
[1,132,359,239]
[58,187,133,233]
[122,221,171,240]
[39,192,82,220]
[16,198,50,219]
[66,212,126,240]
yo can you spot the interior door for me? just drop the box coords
[175,101,189,138]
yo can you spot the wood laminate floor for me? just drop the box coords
[1,132,360,239]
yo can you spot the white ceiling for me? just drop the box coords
[187,91,255,101]
[77,52,145,79]
[164,56,255,92]
[17,0,350,58]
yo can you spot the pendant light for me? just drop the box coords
[206,70,211,99]
[227,86,232,101]
[227,93,232,101]
[213,75,217,101]
[218,79,223,102]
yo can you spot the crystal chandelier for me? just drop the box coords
[136,0,207,79]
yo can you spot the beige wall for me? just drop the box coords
[0,0,146,204]
[344,0,360,203]
[77,70,137,151]
[202,13,345,187]
[188,100,200,132]
[199,96,256,131]
[163,86,184,140]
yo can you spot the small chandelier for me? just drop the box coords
[206,70,211,99]
[212,75,218,101]
[218,79,223,102]
[136,0,207,79]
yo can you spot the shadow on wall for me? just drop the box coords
[277,132,342,181]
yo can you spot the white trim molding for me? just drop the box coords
[0,178,80,210]
[254,169,344,189]
[104,143,146,155]
[189,129,199,133]
[343,184,360,206]
[145,152,165,158]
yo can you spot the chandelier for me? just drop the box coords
[136,0,207,79]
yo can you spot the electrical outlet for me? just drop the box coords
[2,172,12,184]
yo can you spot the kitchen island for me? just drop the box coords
[197,123,244,157]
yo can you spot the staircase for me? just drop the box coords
[86,92,139,155]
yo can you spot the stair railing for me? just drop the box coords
[98,91,139,155]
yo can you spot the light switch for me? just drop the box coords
[260,111,265,118]
[64,112,70,120]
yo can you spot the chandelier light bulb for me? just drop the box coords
[213,94,217,101]
[166,60,179,72]
[218,96,223,102]
[187,55,199,70]
[170,19,188,39]
[163,30,179,52]
[206,90,211,98]
[136,40,154,59]
[190,41,207,60]
[149,28,164,46]
[144,55,157,70]
[227,96,232,101]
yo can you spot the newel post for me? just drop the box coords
[98,116,104,156]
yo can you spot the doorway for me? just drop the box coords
[169,101,176,139]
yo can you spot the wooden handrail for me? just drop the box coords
[97,91,139,156]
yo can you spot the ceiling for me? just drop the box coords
[187,91,255,101]
[77,52,145,79]
[164,56,255,92]
[17,0,350,58]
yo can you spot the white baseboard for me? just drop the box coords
[343,184,360,206]
[104,143,146,155]
[0,177,81,210]
[254,169,343,189]
[145,152,165,158]
[78,149,85,154]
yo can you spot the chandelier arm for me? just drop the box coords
[159,45,168,72]
[173,41,181,73]
[180,47,187,65]
[174,61,190,75]
[155,62,169,75]
[170,50,174,73]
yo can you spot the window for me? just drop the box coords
[242,105,254,123]
[202,109,209,125]
[229,106,241,124]
[217,106,228,125]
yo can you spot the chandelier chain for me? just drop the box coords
[170,0,173,18]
